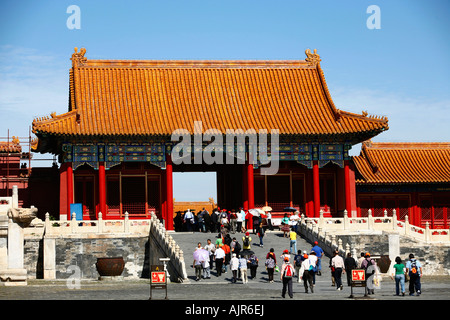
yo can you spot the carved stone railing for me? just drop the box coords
[44,212,150,235]
[301,209,450,244]
[298,213,350,259]
[148,212,188,282]
[43,211,187,282]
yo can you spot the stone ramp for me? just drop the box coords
[169,230,327,282]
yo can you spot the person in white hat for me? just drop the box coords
[230,253,240,283]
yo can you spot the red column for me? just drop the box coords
[242,164,248,211]
[161,172,166,221]
[431,195,435,229]
[411,192,418,226]
[344,160,352,215]
[313,160,320,218]
[98,162,106,217]
[247,161,254,210]
[165,155,174,230]
[59,163,69,219]
[305,170,313,216]
[67,162,74,220]
[444,207,448,229]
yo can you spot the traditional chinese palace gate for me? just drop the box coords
[31,48,390,230]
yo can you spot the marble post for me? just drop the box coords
[0,186,36,286]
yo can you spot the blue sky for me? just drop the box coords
[1,0,449,201]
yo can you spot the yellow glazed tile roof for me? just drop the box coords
[353,140,450,184]
[0,136,22,153]
[32,48,388,138]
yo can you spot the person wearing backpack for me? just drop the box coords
[406,253,422,296]
[249,253,259,279]
[242,232,252,250]
[280,256,295,298]
[294,250,303,283]
[231,237,241,256]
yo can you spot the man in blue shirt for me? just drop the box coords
[311,241,324,275]
[406,253,422,296]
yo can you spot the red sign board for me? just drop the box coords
[150,265,168,299]
[151,271,166,284]
[352,269,365,281]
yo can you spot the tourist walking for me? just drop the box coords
[202,209,211,233]
[239,255,249,284]
[174,212,183,232]
[311,241,324,275]
[204,239,215,269]
[406,253,422,296]
[299,253,314,293]
[220,214,229,231]
[214,244,226,277]
[266,248,277,263]
[361,252,376,295]
[390,256,406,296]
[252,215,260,234]
[211,209,220,233]
[258,223,265,247]
[280,249,290,263]
[357,252,365,268]
[289,228,297,254]
[331,250,345,291]
[281,213,290,237]
[193,242,204,281]
[293,250,303,283]
[230,253,240,283]
[280,256,295,298]
[248,253,259,279]
[329,251,336,287]
[202,258,211,279]
[265,254,276,283]
[344,252,357,286]
[242,232,252,250]
[193,257,203,281]
[290,211,300,233]
[308,251,318,285]
[222,243,231,274]
[197,209,205,232]
[236,208,244,232]
[266,210,273,231]
[184,209,194,231]
[231,237,241,256]
[229,210,237,234]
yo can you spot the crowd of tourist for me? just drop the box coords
[174,207,260,233]
[187,208,424,298]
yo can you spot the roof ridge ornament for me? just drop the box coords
[71,47,87,66]
[305,49,321,66]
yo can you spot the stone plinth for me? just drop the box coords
[0,268,27,286]
[0,218,28,286]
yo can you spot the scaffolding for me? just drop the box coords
[0,127,55,196]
